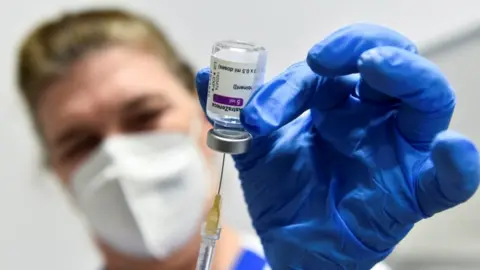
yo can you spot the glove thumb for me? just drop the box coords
[195,68,213,124]
[416,130,480,217]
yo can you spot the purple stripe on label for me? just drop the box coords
[213,94,243,107]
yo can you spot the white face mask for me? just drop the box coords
[69,131,210,259]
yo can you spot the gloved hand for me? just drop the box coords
[196,24,480,269]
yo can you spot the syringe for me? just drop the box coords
[196,39,267,270]
[195,154,226,270]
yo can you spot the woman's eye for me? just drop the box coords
[62,136,100,161]
[124,108,166,131]
[135,110,161,124]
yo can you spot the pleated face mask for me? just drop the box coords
[70,131,210,259]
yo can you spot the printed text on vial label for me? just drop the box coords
[206,57,259,117]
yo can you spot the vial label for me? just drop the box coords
[207,56,261,117]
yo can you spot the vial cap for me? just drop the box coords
[206,129,252,154]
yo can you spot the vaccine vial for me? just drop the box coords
[205,40,267,154]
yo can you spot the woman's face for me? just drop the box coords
[37,46,211,182]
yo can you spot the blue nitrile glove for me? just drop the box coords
[196,24,480,269]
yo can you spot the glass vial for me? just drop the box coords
[206,40,267,139]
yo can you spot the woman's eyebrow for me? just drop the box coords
[120,92,168,114]
[54,92,168,147]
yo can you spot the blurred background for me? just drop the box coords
[1,0,479,269]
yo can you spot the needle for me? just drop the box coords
[217,154,226,194]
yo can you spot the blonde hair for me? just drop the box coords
[17,8,195,116]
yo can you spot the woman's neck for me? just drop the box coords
[101,225,241,270]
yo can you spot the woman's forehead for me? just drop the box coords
[64,46,180,94]
[36,46,189,144]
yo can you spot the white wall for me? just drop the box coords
[1,1,479,269]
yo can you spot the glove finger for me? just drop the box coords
[357,78,399,105]
[241,62,357,137]
[307,23,417,76]
[359,46,455,150]
[195,67,213,124]
[416,131,480,217]
[307,23,417,104]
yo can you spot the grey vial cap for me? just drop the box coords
[206,128,252,154]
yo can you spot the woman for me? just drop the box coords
[17,8,264,270]
[16,7,400,270]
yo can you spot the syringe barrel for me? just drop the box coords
[195,227,221,270]
[195,237,217,270]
